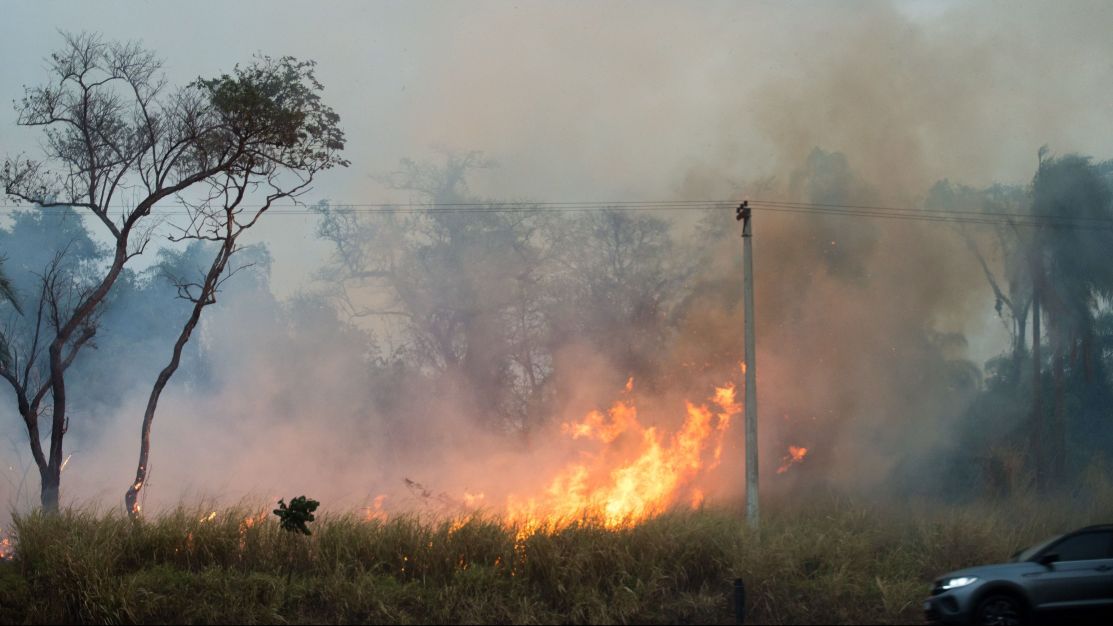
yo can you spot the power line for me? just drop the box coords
[747,202,1113,232]
[749,199,1113,224]
[0,199,724,209]
[1,198,1112,231]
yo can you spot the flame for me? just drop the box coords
[776,445,808,474]
[690,488,705,508]
[241,513,263,530]
[363,494,389,522]
[711,383,739,465]
[0,529,12,561]
[463,491,485,508]
[235,511,267,552]
[561,402,638,444]
[199,511,217,523]
[506,379,738,531]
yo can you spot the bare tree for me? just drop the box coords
[315,155,685,432]
[316,153,560,432]
[0,32,341,511]
[927,181,1033,377]
[0,247,98,509]
[0,257,23,368]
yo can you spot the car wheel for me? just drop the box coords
[973,594,1026,626]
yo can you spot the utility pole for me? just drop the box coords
[737,201,759,528]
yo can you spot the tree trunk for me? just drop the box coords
[126,247,230,519]
[39,463,60,513]
[32,165,245,515]
[44,341,67,512]
[1030,280,1043,489]
[1013,303,1028,384]
[1051,340,1066,484]
[37,245,131,512]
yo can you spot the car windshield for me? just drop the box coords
[1013,534,1063,562]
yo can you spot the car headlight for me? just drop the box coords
[940,576,979,590]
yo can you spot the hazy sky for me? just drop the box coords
[2,1,1111,296]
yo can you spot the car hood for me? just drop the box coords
[937,561,1045,583]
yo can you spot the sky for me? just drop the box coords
[1,0,1112,302]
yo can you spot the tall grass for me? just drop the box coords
[2,488,1112,624]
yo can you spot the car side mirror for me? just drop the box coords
[1038,553,1060,567]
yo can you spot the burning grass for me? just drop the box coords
[2,491,1112,624]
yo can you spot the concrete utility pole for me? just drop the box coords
[737,201,759,528]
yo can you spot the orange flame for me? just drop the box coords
[0,529,12,561]
[561,401,638,444]
[363,494,389,522]
[506,379,739,531]
[776,445,808,474]
[690,488,705,508]
[236,512,267,552]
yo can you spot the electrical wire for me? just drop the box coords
[0,198,1111,231]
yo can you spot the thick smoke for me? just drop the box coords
[2,0,1112,518]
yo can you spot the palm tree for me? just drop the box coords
[1030,152,1113,484]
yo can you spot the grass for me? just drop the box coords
[1,489,1112,624]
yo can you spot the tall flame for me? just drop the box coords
[506,380,739,530]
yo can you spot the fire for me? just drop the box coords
[199,511,217,523]
[776,445,808,474]
[690,488,705,508]
[463,491,485,508]
[561,401,638,444]
[506,380,739,531]
[0,529,12,561]
[240,512,265,530]
[363,494,388,522]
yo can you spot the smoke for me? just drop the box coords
[3,0,1112,519]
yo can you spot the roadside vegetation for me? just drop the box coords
[3,485,1112,625]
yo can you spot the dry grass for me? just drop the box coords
[1,487,1111,624]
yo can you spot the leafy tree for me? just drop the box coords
[124,56,347,518]
[0,31,341,512]
[938,152,1113,492]
[1029,153,1113,484]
